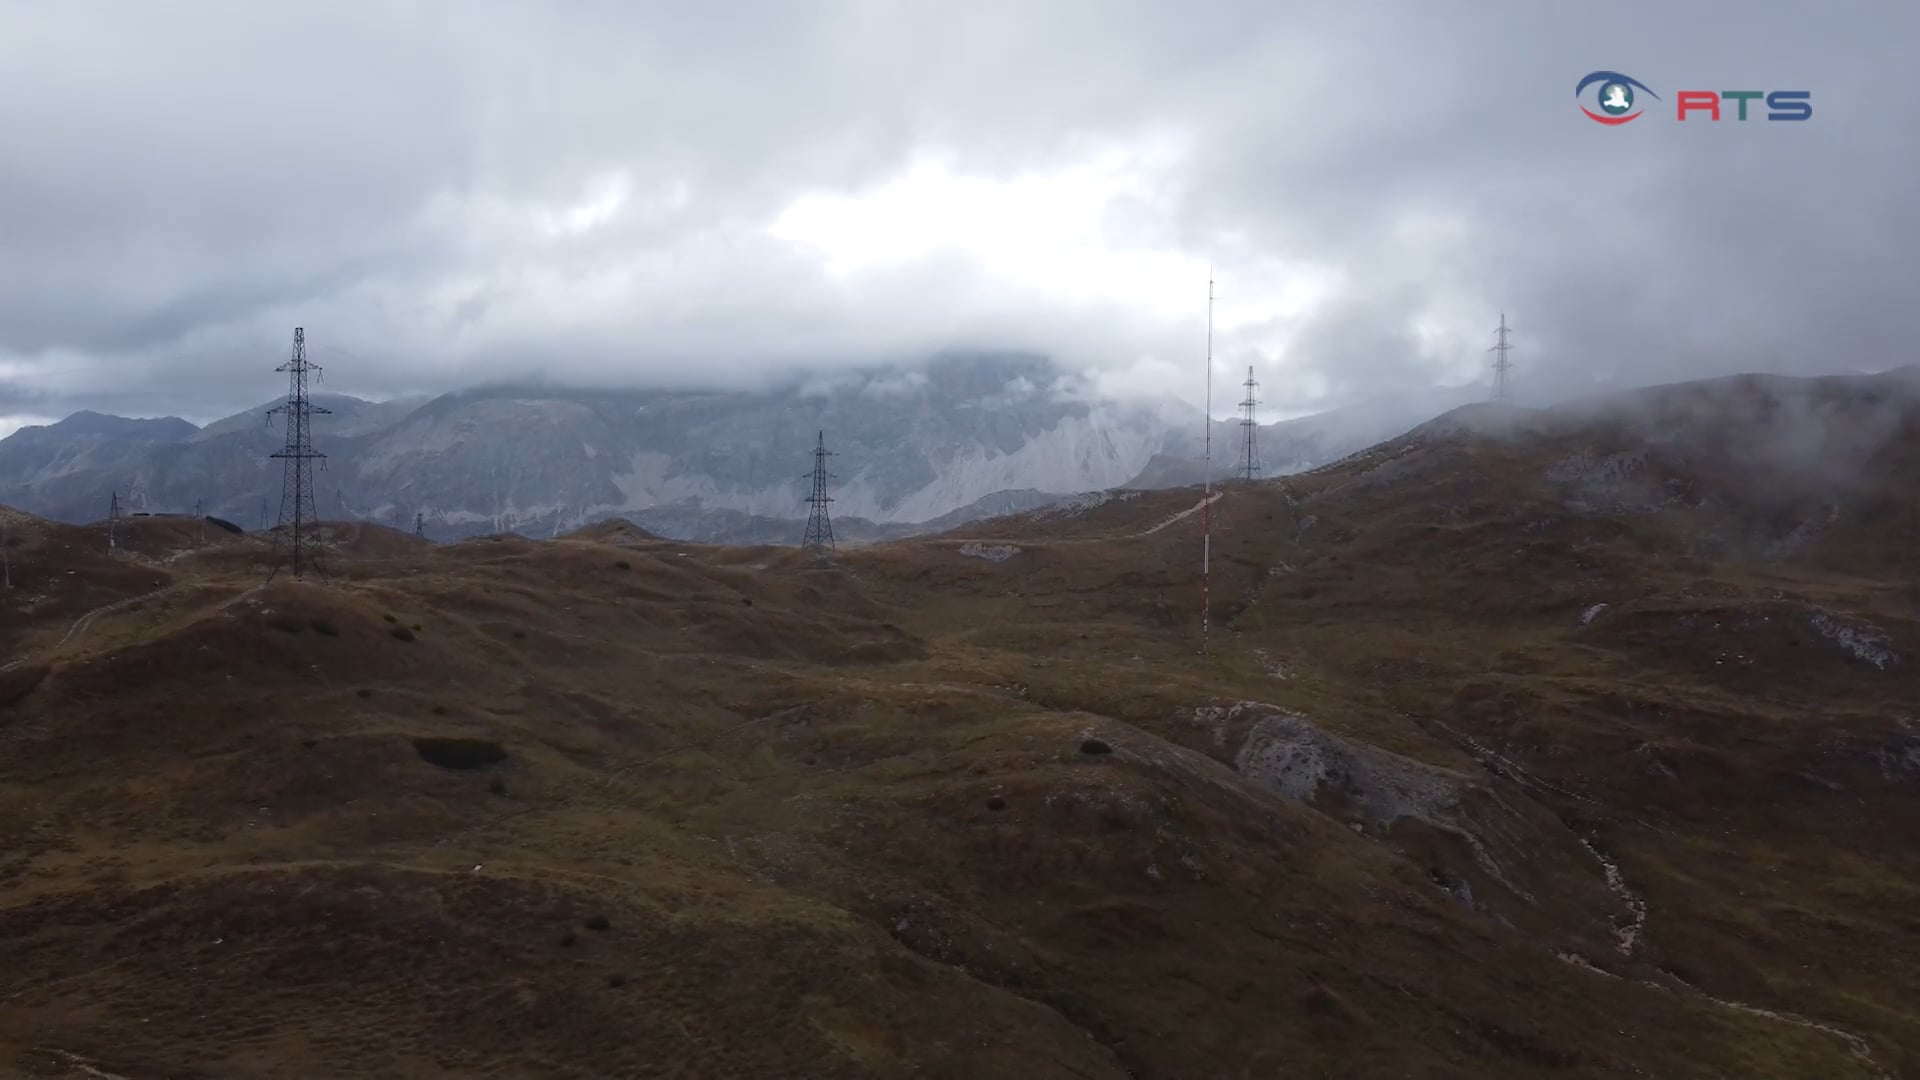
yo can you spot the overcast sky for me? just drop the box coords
[0,0,1912,435]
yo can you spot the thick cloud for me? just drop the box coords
[0,0,1912,425]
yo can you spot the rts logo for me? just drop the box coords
[1576,71,1659,124]
[1575,71,1812,124]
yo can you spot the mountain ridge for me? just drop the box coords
[0,354,1460,543]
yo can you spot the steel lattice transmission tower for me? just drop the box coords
[266,327,331,582]
[1489,312,1516,403]
[801,430,836,551]
[1238,365,1261,481]
[107,490,121,553]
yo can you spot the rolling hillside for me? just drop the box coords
[0,369,1915,1078]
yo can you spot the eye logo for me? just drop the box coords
[1576,71,1659,125]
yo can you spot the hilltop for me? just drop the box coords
[0,368,1915,1078]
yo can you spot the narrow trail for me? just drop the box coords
[931,489,1225,551]
[2,532,260,673]
[1577,838,1647,956]
[1562,845,1885,1075]
[5,581,265,676]
[53,594,146,650]
[1134,490,1223,537]
[1664,974,1888,1077]
[0,595,144,675]
[1421,716,1887,1075]
[25,1048,136,1080]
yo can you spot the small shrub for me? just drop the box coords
[411,623,423,632]
[390,626,415,642]
[741,597,753,606]
[431,704,448,716]
[355,687,372,699]
[558,930,577,947]
[381,613,397,623]
[584,914,611,932]
[1079,738,1113,756]
[269,614,304,635]
[986,795,1007,811]
[309,617,339,637]
[614,560,631,571]
[412,737,506,770]
[488,776,508,796]
[512,629,526,640]
[607,973,628,988]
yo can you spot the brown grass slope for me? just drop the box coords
[1,371,1916,1078]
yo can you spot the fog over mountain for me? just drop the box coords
[0,353,1469,542]
[2,2,1915,441]
[1,3,1911,534]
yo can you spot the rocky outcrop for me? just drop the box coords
[1203,703,1625,949]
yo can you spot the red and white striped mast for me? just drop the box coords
[1200,271,1214,656]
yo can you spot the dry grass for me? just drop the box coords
[1,382,1917,1078]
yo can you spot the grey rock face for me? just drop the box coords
[0,354,1437,544]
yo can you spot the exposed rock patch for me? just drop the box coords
[1252,649,1292,680]
[957,542,1020,563]
[1545,447,1695,515]
[1546,448,1650,486]
[1028,490,1141,521]
[1232,708,1491,863]
[1222,703,1623,940]
[1579,838,1647,956]
[1806,609,1898,668]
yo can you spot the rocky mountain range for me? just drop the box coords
[0,354,1469,543]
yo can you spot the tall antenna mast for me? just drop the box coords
[801,430,836,551]
[1238,365,1260,481]
[1201,272,1214,656]
[266,327,331,582]
[1489,312,1516,403]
